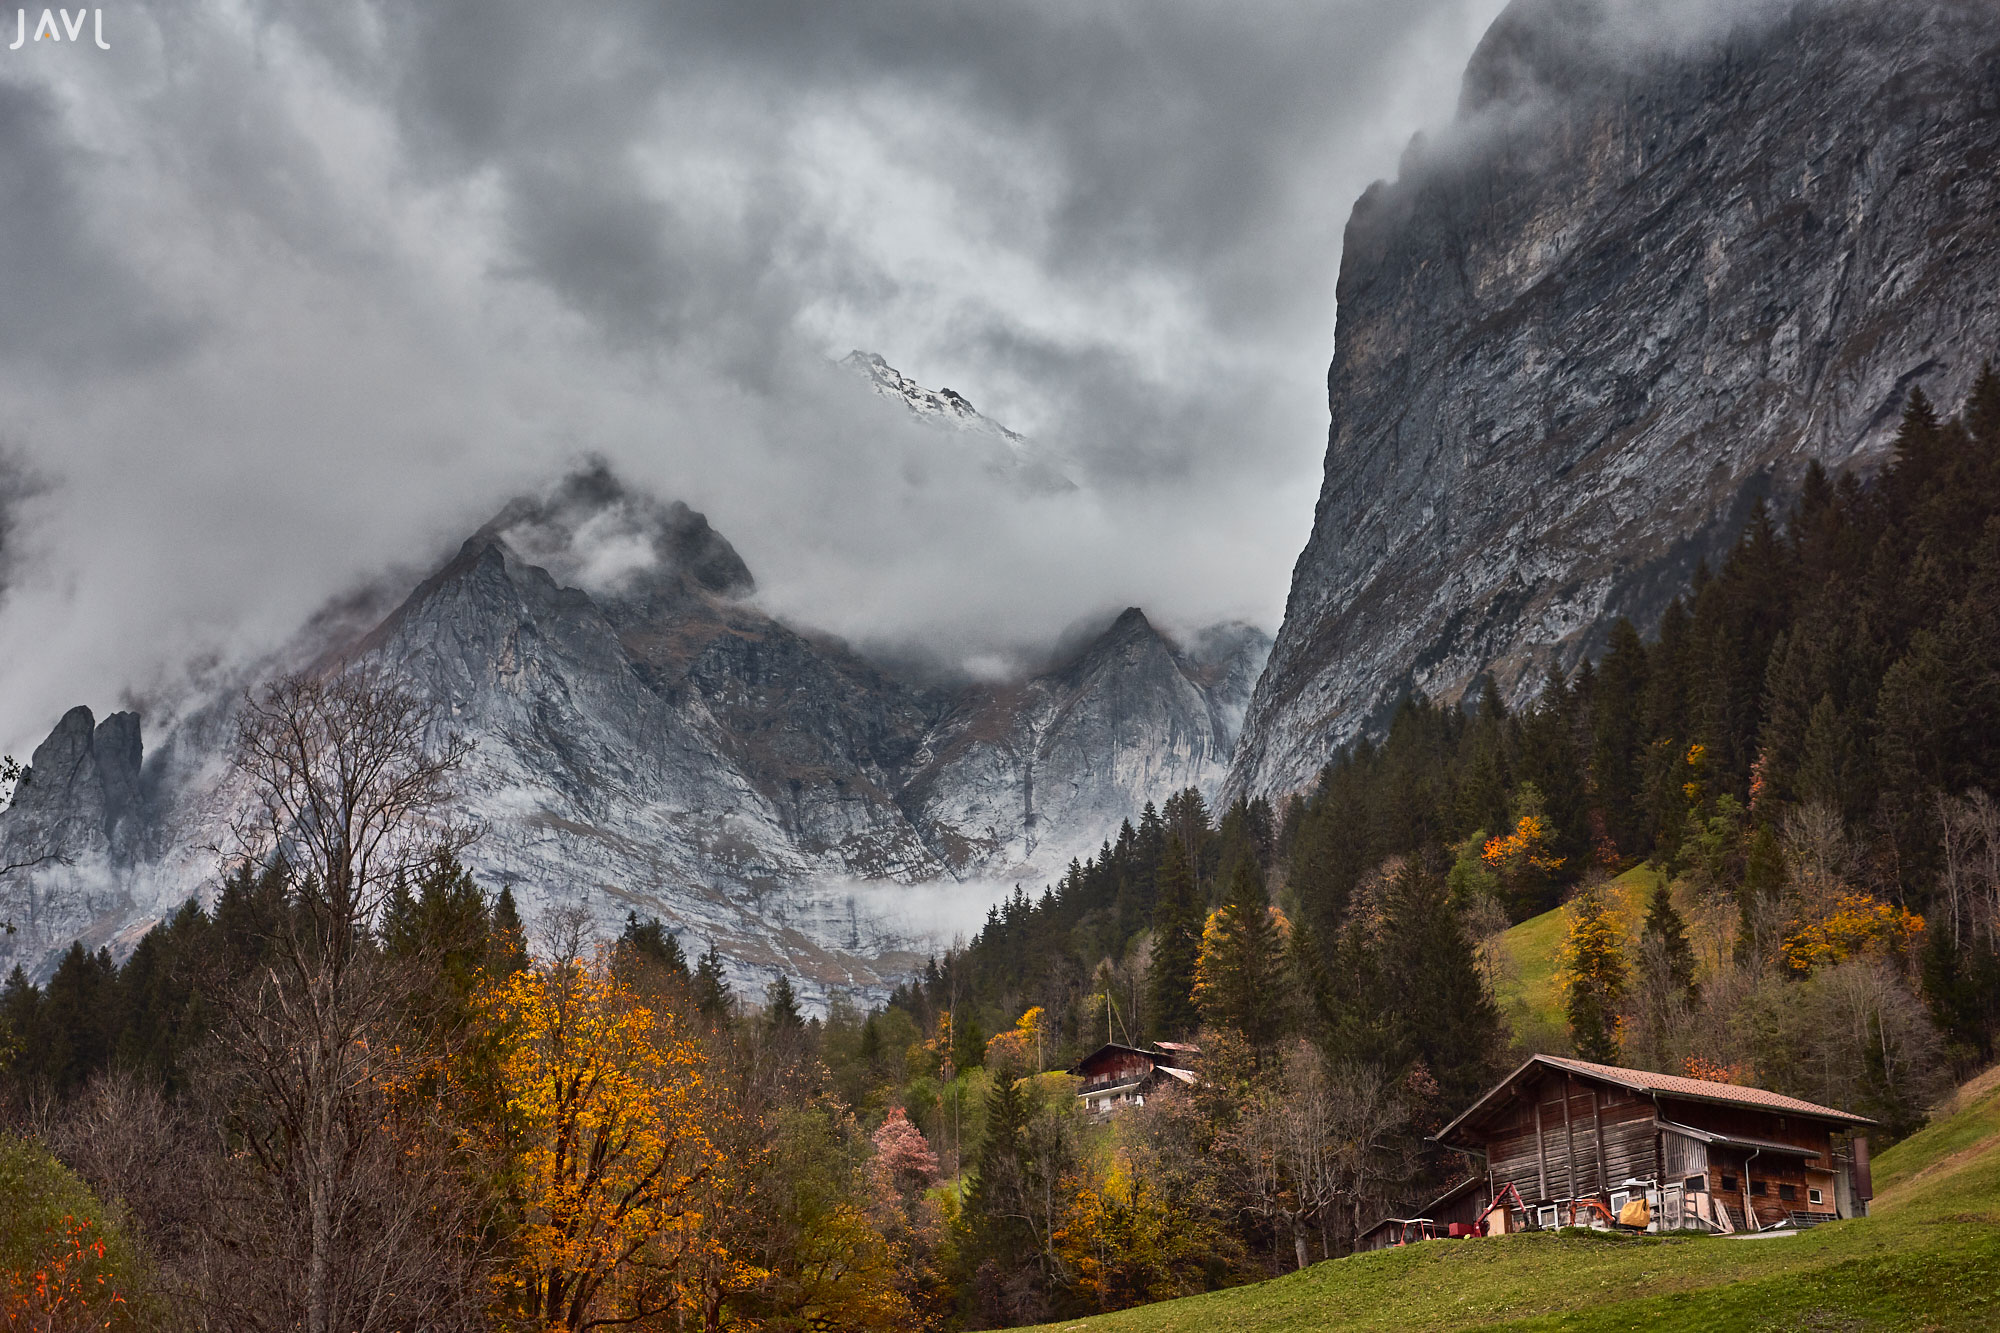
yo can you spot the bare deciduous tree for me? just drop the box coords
[208,669,481,1333]
[1936,789,2000,950]
[1227,1044,1410,1271]
[230,670,475,950]
[1781,802,1853,916]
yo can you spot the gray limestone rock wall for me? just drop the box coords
[0,487,1270,1003]
[1232,0,2000,799]
[0,706,148,962]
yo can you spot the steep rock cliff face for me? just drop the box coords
[0,461,1268,1003]
[0,707,147,954]
[1232,0,2000,799]
[907,608,1256,870]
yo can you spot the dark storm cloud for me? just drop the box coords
[0,0,1520,751]
[348,0,1511,459]
[0,80,184,368]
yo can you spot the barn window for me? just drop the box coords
[1684,1176,1705,1193]
[1779,1184,1796,1202]
[1809,1188,1823,1206]
[1751,1181,1767,1196]
[1721,1176,1739,1192]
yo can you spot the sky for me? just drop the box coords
[0,0,1518,756]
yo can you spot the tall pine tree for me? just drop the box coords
[1192,857,1293,1056]
[1381,859,1503,1108]
[1146,838,1203,1041]
[693,943,733,1021]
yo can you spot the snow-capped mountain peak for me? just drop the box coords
[841,350,1021,441]
[841,351,1077,495]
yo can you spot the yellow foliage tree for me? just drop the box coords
[983,1006,1047,1075]
[1782,893,1926,973]
[478,958,733,1331]
[1482,800,1567,915]
[1052,1155,1212,1314]
[1557,883,1627,1064]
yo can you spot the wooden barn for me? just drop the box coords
[1360,1055,1875,1248]
[1066,1042,1198,1115]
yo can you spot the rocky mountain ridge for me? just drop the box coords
[1,391,1266,1004]
[1231,0,2000,800]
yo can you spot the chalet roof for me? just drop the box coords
[1437,1054,1875,1146]
[1065,1042,1193,1075]
[1066,1043,1153,1074]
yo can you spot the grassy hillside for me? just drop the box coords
[1486,864,1668,1046]
[1023,1065,2000,1333]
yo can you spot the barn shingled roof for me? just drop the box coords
[1437,1054,1876,1147]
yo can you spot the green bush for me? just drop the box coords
[0,1134,156,1330]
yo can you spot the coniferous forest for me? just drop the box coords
[5,370,2000,1328]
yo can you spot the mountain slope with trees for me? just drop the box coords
[1233,0,2000,797]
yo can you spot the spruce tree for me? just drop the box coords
[1,965,42,1090]
[1626,882,1699,1073]
[612,912,690,992]
[213,858,289,980]
[379,874,420,957]
[1192,856,1292,1055]
[1381,859,1503,1107]
[960,1074,1031,1271]
[1795,693,1861,818]
[1640,882,1697,1004]
[693,943,733,1021]
[1161,787,1213,894]
[386,853,494,1032]
[111,901,209,1090]
[1513,671,1591,884]
[488,885,530,977]
[1456,677,1512,838]
[1146,837,1203,1041]
[1886,387,1944,518]
[1966,361,2000,447]
[1591,618,1651,857]
[951,1010,986,1069]
[40,942,116,1094]
[765,974,804,1033]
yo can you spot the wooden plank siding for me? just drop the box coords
[1654,1097,1842,1228]
[1483,1070,1656,1203]
[1075,1051,1154,1089]
[1656,1099,1839,1166]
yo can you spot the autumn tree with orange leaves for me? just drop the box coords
[478,955,733,1332]
[1482,783,1568,918]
